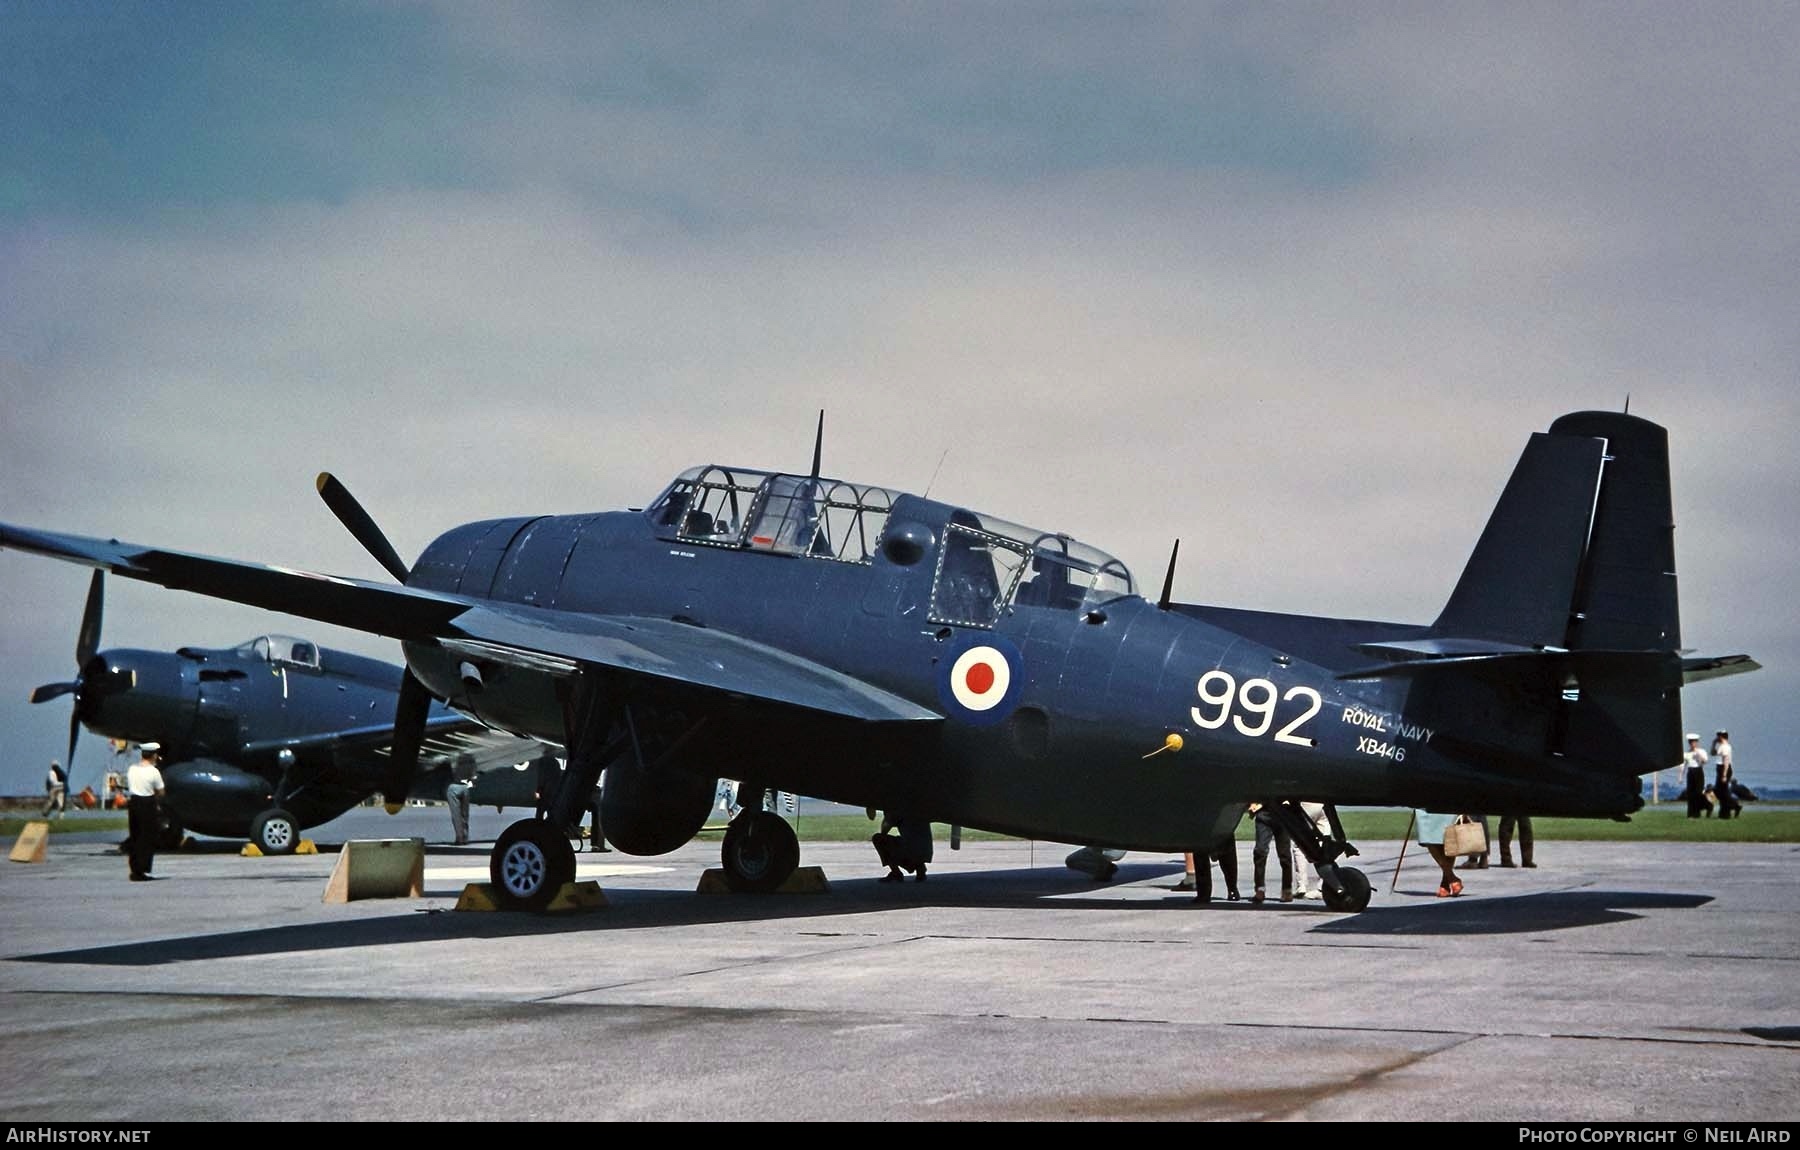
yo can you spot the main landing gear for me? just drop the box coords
[1269,800,1372,913]
[719,788,800,892]
[490,819,579,912]
[250,808,299,856]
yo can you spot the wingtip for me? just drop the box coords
[315,472,332,494]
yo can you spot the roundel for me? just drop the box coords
[938,637,1023,725]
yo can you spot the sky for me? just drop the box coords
[2,2,1795,798]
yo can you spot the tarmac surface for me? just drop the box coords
[2,806,1796,1122]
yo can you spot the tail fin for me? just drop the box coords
[1549,412,1682,771]
[1416,412,1683,773]
[1433,429,1606,646]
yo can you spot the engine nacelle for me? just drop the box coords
[601,761,717,856]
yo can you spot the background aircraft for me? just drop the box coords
[28,570,533,854]
[1,410,1756,908]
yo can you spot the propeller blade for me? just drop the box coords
[30,681,78,704]
[75,569,104,667]
[316,472,411,583]
[67,708,82,775]
[382,668,433,812]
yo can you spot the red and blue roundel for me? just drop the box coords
[937,637,1023,725]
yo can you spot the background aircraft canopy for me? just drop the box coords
[232,635,321,670]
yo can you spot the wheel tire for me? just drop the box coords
[720,810,800,893]
[250,808,299,856]
[155,812,186,851]
[490,819,577,911]
[1322,865,1373,912]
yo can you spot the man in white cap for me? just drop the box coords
[42,759,69,819]
[1682,733,1710,819]
[125,743,167,881]
[1712,730,1740,819]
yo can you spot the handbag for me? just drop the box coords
[1442,815,1487,856]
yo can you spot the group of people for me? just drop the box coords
[1175,802,1543,904]
[1682,730,1742,819]
[1176,801,1331,904]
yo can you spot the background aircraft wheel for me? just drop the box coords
[1322,866,1372,912]
[250,808,299,856]
[720,810,799,892]
[154,812,186,851]
[491,819,576,911]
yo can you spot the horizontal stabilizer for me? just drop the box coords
[1680,654,1761,685]
[1338,646,1681,683]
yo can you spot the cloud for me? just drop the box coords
[3,5,1796,794]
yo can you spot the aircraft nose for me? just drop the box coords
[78,649,195,744]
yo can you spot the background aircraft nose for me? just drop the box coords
[72,649,196,748]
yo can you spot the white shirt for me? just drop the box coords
[1684,747,1708,771]
[126,761,165,798]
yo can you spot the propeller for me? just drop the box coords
[27,569,111,773]
[316,472,411,583]
[316,472,432,813]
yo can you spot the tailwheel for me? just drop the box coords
[491,819,578,911]
[720,809,799,892]
[1321,866,1372,913]
[250,808,299,856]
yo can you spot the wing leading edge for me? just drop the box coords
[0,522,940,725]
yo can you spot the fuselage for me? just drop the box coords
[401,469,1640,852]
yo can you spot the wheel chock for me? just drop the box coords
[9,821,50,864]
[546,880,607,912]
[454,883,502,912]
[453,880,607,913]
[241,839,317,857]
[321,838,425,903]
[696,866,830,894]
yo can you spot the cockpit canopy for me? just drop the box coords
[649,465,898,564]
[233,635,321,670]
[647,466,1134,627]
[929,514,1135,627]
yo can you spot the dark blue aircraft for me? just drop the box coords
[0,411,1757,908]
[27,572,533,854]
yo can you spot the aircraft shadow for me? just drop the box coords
[8,867,1714,966]
[10,862,1231,967]
[1307,889,1713,936]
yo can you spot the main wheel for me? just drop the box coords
[155,812,186,851]
[490,819,578,911]
[720,810,800,892]
[250,808,299,856]
[1322,865,1373,912]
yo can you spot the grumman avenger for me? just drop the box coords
[25,570,536,853]
[0,411,1757,909]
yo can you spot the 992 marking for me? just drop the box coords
[1190,671,1323,747]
